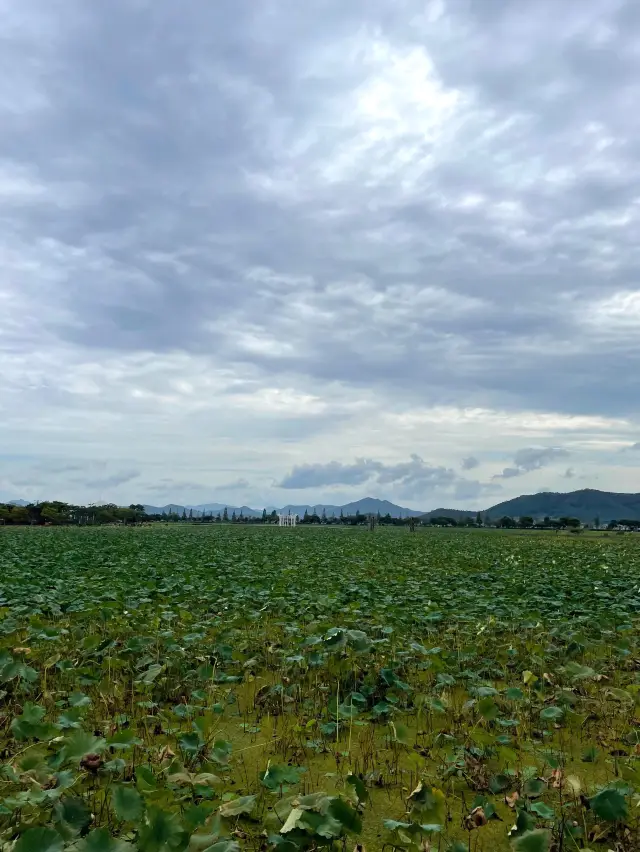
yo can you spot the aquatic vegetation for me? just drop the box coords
[0,525,639,850]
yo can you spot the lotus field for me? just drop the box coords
[1,525,640,851]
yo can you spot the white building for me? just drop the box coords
[278,514,297,527]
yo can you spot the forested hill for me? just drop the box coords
[484,489,640,523]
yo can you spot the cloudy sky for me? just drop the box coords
[2,0,640,510]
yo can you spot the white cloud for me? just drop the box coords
[581,290,640,332]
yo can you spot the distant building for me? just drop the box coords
[278,514,297,527]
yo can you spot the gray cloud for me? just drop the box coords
[514,447,570,471]
[278,454,500,504]
[278,460,382,489]
[83,471,140,491]
[461,456,480,471]
[3,0,640,505]
[563,467,576,479]
[39,463,85,475]
[494,447,570,479]
[496,467,523,480]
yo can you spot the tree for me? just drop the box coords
[231,510,236,522]
[188,508,193,520]
[26,503,43,525]
[182,508,187,521]
[519,516,534,529]
[129,504,145,523]
[476,512,483,526]
[262,508,267,523]
[322,508,327,523]
[216,512,221,523]
[594,516,600,530]
[0,505,29,524]
[42,502,72,525]
[223,507,228,522]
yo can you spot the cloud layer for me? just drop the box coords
[277,454,500,502]
[494,447,570,479]
[3,0,640,507]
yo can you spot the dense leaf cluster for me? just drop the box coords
[0,526,639,850]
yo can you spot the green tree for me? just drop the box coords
[262,508,267,523]
[41,502,71,525]
[129,504,145,522]
[26,503,43,525]
[476,511,482,526]
[519,516,534,529]
[222,507,228,522]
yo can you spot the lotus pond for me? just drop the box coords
[1,524,640,852]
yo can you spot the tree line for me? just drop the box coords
[2,501,620,531]
[0,502,148,526]
[0,503,434,526]
[494,515,582,529]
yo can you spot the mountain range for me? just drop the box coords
[142,497,427,519]
[8,489,640,524]
[144,490,640,523]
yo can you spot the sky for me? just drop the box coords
[2,0,640,511]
